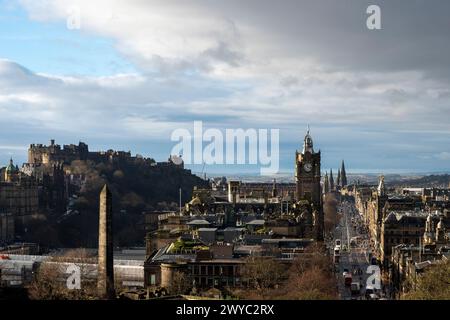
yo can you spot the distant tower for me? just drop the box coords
[295,126,323,241]
[377,175,386,196]
[295,126,321,204]
[436,216,446,243]
[272,179,278,198]
[337,168,341,188]
[340,160,347,187]
[4,158,18,182]
[323,172,329,194]
[97,184,115,299]
[423,213,435,245]
[329,169,335,191]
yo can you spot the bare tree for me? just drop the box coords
[241,257,285,291]
[323,193,338,233]
[28,249,97,300]
[168,271,191,295]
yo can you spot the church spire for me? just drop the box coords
[337,168,341,187]
[329,169,334,191]
[340,160,347,187]
[323,172,329,194]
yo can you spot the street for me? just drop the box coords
[331,200,378,300]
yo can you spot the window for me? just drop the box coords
[214,266,220,275]
[201,265,206,275]
[193,265,199,275]
[150,274,156,285]
[208,266,213,275]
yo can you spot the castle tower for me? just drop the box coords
[97,184,115,299]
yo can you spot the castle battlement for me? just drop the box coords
[27,140,172,169]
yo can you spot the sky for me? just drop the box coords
[1,0,450,176]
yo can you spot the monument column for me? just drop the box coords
[97,184,115,299]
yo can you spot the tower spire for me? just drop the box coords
[340,160,347,187]
[302,125,314,153]
[337,168,341,187]
[329,169,334,191]
[323,172,329,194]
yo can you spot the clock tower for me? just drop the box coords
[295,127,321,206]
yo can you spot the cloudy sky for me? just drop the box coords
[1,0,450,175]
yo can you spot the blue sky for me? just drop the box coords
[0,1,135,76]
[1,0,450,176]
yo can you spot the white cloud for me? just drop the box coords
[2,1,450,170]
[437,152,450,161]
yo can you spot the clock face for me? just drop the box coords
[303,163,312,172]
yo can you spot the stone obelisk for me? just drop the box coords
[97,184,115,299]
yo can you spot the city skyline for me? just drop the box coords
[1,1,449,304]
[1,1,450,173]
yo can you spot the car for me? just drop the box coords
[351,282,361,295]
[365,286,377,299]
[344,274,353,286]
[368,293,379,300]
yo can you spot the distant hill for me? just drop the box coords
[347,173,450,188]
[386,174,450,188]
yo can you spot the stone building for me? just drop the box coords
[379,211,448,267]
[0,159,39,226]
[28,139,158,168]
[28,140,89,165]
[0,211,14,242]
[389,215,449,298]
[355,175,450,268]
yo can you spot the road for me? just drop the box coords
[331,200,373,300]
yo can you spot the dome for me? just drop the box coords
[5,158,18,173]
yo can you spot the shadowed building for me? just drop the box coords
[0,158,39,226]
[97,184,115,299]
